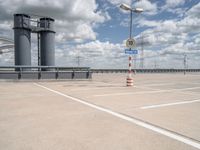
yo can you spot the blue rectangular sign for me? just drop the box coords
[125,49,138,54]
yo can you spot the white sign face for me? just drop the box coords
[126,38,136,48]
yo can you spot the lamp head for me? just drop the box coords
[120,3,143,13]
[134,8,143,13]
[120,3,132,11]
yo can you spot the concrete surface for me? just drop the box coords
[0,73,200,150]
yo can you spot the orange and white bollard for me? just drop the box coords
[127,55,133,86]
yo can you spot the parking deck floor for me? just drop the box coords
[0,73,200,150]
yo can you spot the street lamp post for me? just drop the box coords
[120,3,143,86]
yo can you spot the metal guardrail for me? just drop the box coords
[1,66,200,80]
[0,66,90,70]
[91,69,200,73]
[0,66,92,80]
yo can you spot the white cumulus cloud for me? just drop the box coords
[0,0,110,42]
[134,0,158,15]
[165,0,186,8]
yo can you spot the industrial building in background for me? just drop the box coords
[0,13,91,80]
[13,14,55,69]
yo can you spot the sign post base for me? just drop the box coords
[126,77,133,86]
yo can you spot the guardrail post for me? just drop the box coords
[86,70,90,79]
[56,67,58,79]
[72,70,75,79]
[18,67,22,79]
[38,67,41,79]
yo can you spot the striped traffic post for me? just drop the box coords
[127,55,133,86]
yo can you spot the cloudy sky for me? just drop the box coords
[0,0,200,69]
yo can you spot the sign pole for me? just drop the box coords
[127,10,133,87]
[127,55,133,86]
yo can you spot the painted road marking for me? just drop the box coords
[141,99,200,109]
[178,86,200,91]
[94,86,200,97]
[137,82,200,87]
[34,83,200,149]
[134,86,161,90]
[138,86,200,96]
[94,90,164,97]
[136,86,200,97]
[137,83,175,87]
[93,81,123,86]
[69,86,127,92]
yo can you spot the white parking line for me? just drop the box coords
[94,90,166,97]
[141,99,200,109]
[136,86,200,97]
[138,82,200,87]
[94,86,200,97]
[178,86,200,91]
[34,83,200,149]
[69,86,127,92]
[137,83,175,87]
[93,81,123,86]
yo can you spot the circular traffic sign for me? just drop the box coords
[126,38,136,48]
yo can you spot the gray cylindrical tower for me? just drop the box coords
[40,18,55,68]
[14,14,31,67]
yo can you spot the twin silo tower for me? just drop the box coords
[13,14,55,68]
